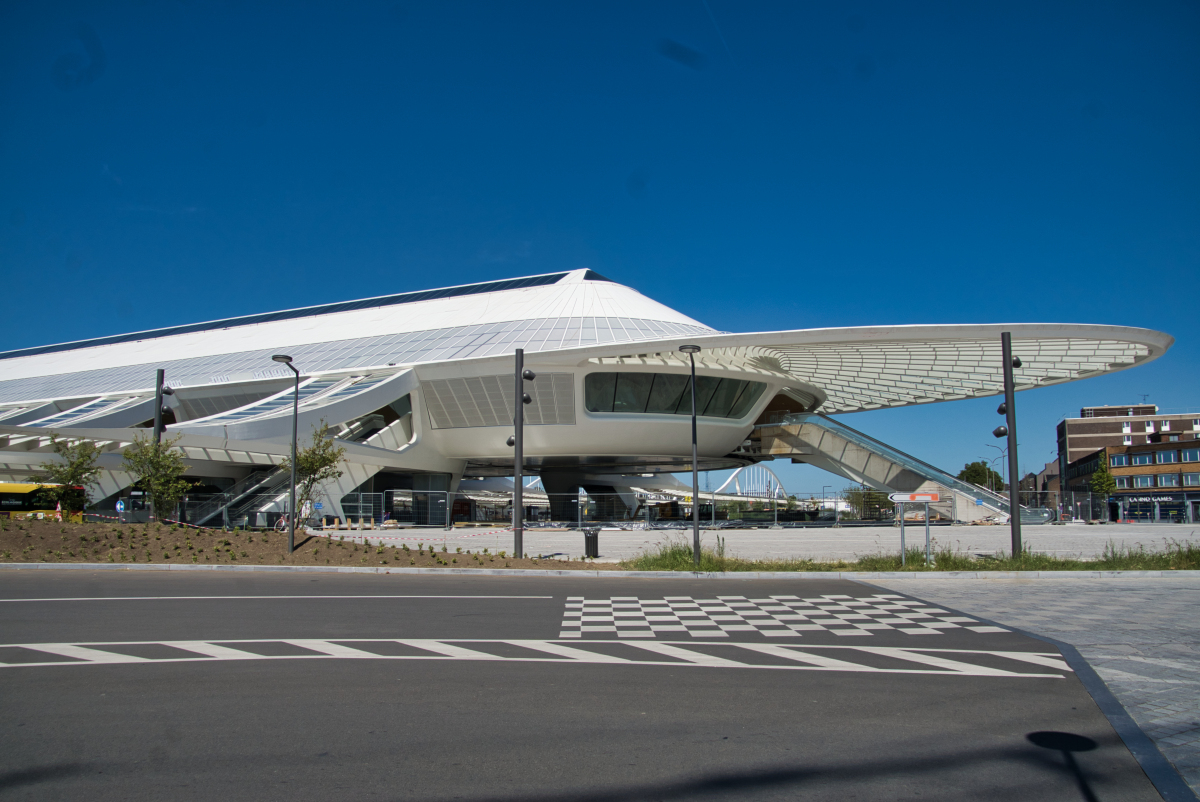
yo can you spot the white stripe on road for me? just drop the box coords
[20,644,151,663]
[0,595,552,603]
[625,642,749,667]
[732,643,885,672]
[0,639,1069,678]
[159,641,261,660]
[507,641,631,663]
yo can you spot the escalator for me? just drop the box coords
[757,413,1053,524]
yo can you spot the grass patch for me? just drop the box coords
[621,536,1200,573]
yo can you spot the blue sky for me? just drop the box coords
[2,1,1197,494]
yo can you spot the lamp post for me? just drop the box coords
[992,332,1023,556]
[822,485,832,525]
[678,344,702,567]
[272,355,300,554]
[505,349,535,559]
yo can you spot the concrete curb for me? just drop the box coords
[2,563,1199,579]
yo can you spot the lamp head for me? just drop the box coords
[678,344,701,355]
[272,355,293,364]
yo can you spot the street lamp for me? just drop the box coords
[272,354,300,555]
[678,344,702,567]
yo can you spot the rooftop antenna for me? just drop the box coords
[1139,394,1150,404]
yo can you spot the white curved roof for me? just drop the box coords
[0,270,1174,413]
[506,323,1173,413]
[0,270,713,402]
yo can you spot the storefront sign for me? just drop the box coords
[1122,495,1182,503]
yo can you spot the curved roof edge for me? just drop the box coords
[443,322,1174,414]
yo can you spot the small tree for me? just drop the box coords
[121,434,193,520]
[28,435,103,516]
[957,461,1004,492]
[279,422,347,519]
[1090,455,1116,519]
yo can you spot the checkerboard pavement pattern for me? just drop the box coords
[559,594,1009,639]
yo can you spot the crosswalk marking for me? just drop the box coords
[732,643,883,672]
[560,594,1009,638]
[0,639,1069,679]
[158,641,259,660]
[21,643,151,664]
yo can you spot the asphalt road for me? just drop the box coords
[0,571,1164,801]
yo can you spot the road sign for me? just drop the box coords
[314,502,323,510]
[115,500,125,513]
[888,492,940,503]
[975,498,983,506]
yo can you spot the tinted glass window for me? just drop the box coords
[1109,454,1128,467]
[729,381,767,419]
[585,372,767,419]
[703,379,745,418]
[1185,449,1200,463]
[1134,475,1153,487]
[1158,474,1179,486]
[613,374,654,413]
[584,373,616,412]
[681,376,722,416]
[1131,453,1153,465]
[1157,451,1178,463]
[1184,473,1200,486]
[645,374,689,414]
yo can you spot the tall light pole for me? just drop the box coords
[678,345,702,567]
[506,349,535,559]
[272,355,300,554]
[992,332,1023,557]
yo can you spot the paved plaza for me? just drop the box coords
[870,575,1200,796]
[353,522,1200,563]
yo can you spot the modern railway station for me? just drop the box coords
[0,269,1173,527]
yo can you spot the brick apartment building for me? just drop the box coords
[1057,405,1199,522]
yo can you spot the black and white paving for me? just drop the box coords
[0,570,1166,801]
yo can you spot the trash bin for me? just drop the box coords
[583,527,600,559]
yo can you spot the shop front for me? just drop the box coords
[1117,492,1195,523]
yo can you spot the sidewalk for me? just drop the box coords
[869,575,1200,796]
[345,522,1200,563]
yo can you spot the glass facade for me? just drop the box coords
[584,372,767,419]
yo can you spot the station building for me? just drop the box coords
[0,270,1175,526]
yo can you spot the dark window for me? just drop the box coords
[584,373,617,413]
[645,374,689,414]
[703,379,745,418]
[585,372,767,419]
[613,374,655,413]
